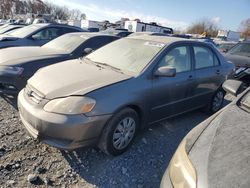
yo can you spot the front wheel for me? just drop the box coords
[98,108,139,156]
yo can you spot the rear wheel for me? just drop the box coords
[209,88,225,114]
[98,108,139,156]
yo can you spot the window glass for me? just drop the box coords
[86,38,164,75]
[158,46,191,73]
[32,27,61,40]
[43,33,88,52]
[194,46,215,69]
[214,55,219,66]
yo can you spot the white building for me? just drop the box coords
[124,20,173,34]
[217,30,241,42]
[81,20,105,30]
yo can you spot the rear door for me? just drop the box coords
[150,44,196,122]
[191,44,225,107]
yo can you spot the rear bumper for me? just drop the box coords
[0,74,26,94]
[18,89,112,150]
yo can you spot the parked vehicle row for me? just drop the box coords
[16,35,235,155]
[0,22,249,188]
[0,33,119,93]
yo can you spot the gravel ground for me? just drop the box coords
[0,95,233,188]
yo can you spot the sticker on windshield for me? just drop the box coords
[144,41,165,48]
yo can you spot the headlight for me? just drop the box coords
[169,139,197,188]
[44,96,96,115]
[0,66,24,75]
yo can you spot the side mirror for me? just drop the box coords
[222,79,244,96]
[31,35,40,40]
[154,66,176,77]
[83,48,93,55]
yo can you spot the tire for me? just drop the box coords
[98,108,139,156]
[206,88,225,114]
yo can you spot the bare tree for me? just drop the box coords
[239,18,250,39]
[0,0,83,21]
[69,9,82,20]
[186,18,219,37]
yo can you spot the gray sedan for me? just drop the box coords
[160,79,250,188]
[18,36,234,155]
[0,23,85,49]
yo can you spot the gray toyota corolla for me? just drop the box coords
[18,36,234,155]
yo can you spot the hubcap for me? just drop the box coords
[212,91,224,112]
[112,117,136,150]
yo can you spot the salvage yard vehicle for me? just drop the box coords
[0,24,25,34]
[18,36,234,156]
[101,29,132,37]
[224,41,250,86]
[217,41,236,53]
[0,33,119,94]
[0,23,85,49]
[160,79,250,188]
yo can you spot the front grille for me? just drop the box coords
[25,84,45,104]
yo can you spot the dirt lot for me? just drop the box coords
[0,95,232,188]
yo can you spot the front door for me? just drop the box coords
[150,45,195,123]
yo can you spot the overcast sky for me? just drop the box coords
[49,0,250,31]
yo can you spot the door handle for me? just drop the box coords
[216,70,220,74]
[188,75,193,80]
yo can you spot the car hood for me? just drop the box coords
[0,47,67,66]
[28,59,132,99]
[0,34,19,41]
[188,103,250,188]
[224,53,250,67]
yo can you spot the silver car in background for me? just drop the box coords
[18,36,234,155]
[0,23,85,49]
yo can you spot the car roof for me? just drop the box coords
[127,35,193,44]
[30,23,84,30]
[63,32,119,38]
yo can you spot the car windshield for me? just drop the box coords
[228,43,250,57]
[218,43,235,50]
[43,34,88,52]
[8,25,41,38]
[85,38,165,75]
[240,91,250,111]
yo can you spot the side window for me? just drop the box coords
[158,46,191,73]
[32,27,61,40]
[194,46,218,69]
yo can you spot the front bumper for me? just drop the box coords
[18,89,112,150]
[0,74,26,94]
[160,167,173,188]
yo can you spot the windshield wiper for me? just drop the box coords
[84,58,124,73]
[95,62,123,73]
